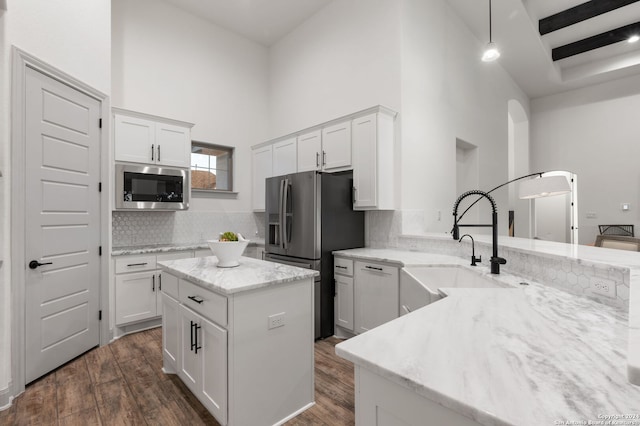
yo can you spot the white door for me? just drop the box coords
[335,274,354,331]
[156,122,190,167]
[200,315,228,425]
[322,121,351,171]
[272,137,297,176]
[25,67,101,383]
[113,113,155,164]
[352,114,378,209]
[297,130,322,172]
[114,271,157,325]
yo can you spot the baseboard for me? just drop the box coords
[0,382,14,411]
[274,401,315,425]
[111,318,162,342]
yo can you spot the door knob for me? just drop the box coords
[29,260,53,269]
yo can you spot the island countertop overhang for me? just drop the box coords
[157,255,319,295]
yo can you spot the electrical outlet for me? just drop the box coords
[590,277,616,298]
[268,312,285,329]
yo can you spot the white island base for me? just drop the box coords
[355,367,481,426]
[158,256,317,426]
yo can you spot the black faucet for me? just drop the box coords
[452,190,506,274]
[458,234,481,266]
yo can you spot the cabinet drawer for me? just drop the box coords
[179,279,227,327]
[334,257,353,276]
[115,255,157,274]
[356,261,397,277]
[160,272,179,299]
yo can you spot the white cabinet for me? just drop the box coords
[178,304,228,424]
[252,144,273,211]
[113,108,192,168]
[114,251,192,326]
[335,256,399,336]
[322,121,352,171]
[297,130,322,172]
[298,122,352,173]
[162,291,180,373]
[352,110,396,210]
[354,260,399,334]
[334,257,355,332]
[272,137,297,177]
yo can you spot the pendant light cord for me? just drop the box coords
[489,0,493,43]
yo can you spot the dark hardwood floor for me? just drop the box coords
[0,328,355,425]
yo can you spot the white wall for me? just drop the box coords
[0,0,111,404]
[268,0,402,137]
[531,73,640,245]
[399,0,530,235]
[112,0,269,212]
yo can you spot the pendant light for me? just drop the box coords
[482,0,500,62]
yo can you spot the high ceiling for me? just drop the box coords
[448,0,640,98]
[162,0,640,99]
[162,0,332,47]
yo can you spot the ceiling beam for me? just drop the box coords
[552,21,640,60]
[540,0,640,35]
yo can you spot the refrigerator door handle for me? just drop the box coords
[283,178,291,250]
[279,178,285,249]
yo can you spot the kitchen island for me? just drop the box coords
[157,255,318,426]
[334,249,640,425]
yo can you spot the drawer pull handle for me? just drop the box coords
[336,265,348,269]
[127,262,148,267]
[365,265,383,271]
[188,295,204,304]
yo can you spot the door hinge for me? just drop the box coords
[98,182,102,192]
[99,246,102,256]
[99,118,102,128]
[98,310,102,321]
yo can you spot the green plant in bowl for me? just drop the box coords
[220,231,238,242]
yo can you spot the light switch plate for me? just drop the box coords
[621,203,631,211]
[586,212,597,219]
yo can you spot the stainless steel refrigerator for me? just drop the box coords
[265,170,364,339]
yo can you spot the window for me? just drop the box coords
[191,141,234,192]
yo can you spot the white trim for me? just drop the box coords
[10,47,111,399]
[0,382,13,411]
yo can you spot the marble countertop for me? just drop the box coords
[333,247,469,267]
[112,238,265,256]
[157,255,318,295]
[334,248,640,425]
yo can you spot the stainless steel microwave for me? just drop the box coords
[115,164,189,210]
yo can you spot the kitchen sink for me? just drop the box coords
[399,265,508,314]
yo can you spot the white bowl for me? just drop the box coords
[207,239,249,268]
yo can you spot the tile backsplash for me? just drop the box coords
[112,211,265,247]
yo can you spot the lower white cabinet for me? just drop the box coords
[162,292,180,372]
[179,304,228,424]
[335,256,399,336]
[114,251,192,326]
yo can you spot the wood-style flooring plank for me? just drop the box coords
[84,344,122,386]
[58,406,102,426]
[2,328,356,425]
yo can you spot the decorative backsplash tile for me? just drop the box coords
[112,211,265,247]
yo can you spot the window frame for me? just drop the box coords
[190,140,236,195]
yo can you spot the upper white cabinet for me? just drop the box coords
[321,121,351,171]
[297,130,322,172]
[252,144,273,211]
[251,105,397,212]
[272,137,297,177]
[352,110,395,210]
[113,108,193,168]
[298,122,351,172]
